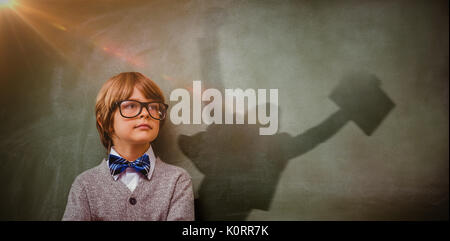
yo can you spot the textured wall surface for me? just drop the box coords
[0,0,448,220]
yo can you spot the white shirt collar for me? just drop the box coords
[108,144,157,181]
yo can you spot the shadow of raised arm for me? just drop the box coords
[281,110,348,161]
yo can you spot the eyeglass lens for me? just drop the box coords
[119,100,167,119]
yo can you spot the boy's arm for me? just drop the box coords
[166,172,195,221]
[62,177,91,221]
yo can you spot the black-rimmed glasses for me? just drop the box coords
[114,100,169,120]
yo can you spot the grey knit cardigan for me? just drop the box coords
[62,157,194,221]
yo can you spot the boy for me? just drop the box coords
[63,72,194,221]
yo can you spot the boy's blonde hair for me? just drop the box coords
[95,72,166,153]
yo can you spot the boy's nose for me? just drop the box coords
[140,107,151,118]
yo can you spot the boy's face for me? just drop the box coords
[111,87,160,146]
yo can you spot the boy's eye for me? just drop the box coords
[122,102,138,109]
[148,103,160,111]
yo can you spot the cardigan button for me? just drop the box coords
[129,197,137,205]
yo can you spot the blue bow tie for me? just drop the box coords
[108,153,151,180]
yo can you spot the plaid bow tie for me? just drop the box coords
[108,153,151,180]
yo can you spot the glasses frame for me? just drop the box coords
[114,100,169,120]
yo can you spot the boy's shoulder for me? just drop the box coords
[72,160,108,186]
[154,157,191,180]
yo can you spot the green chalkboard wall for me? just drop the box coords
[0,0,448,220]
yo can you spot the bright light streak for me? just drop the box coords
[0,0,16,9]
[1,0,146,68]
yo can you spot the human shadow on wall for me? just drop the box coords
[178,73,395,220]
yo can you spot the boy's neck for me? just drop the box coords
[112,143,150,162]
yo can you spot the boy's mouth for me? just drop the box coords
[135,123,152,129]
